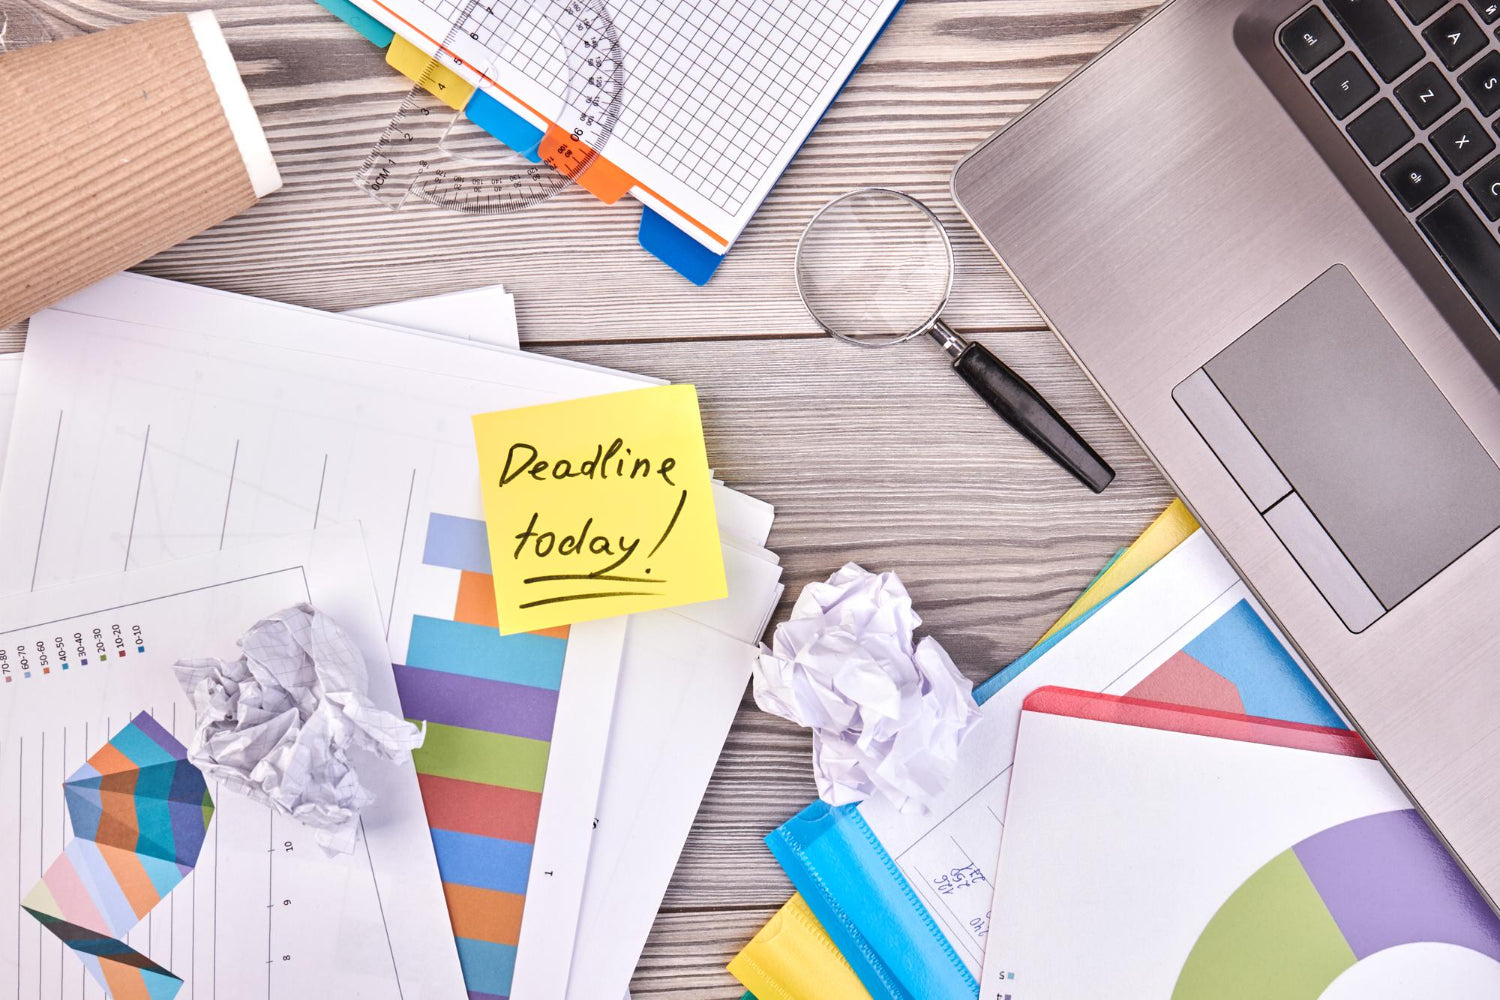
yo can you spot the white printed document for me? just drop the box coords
[0,526,467,998]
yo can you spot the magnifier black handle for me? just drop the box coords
[954,342,1115,493]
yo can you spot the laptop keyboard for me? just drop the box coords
[1281,1,1500,336]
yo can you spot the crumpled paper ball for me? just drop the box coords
[752,563,981,813]
[175,604,424,853]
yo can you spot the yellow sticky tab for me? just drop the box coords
[473,385,727,634]
[1040,498,1199,642]
[386,35,475,111]
[728,895,873,1000]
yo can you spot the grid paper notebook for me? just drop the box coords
[352,0,902,251]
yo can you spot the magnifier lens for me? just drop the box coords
[795,189,953,346]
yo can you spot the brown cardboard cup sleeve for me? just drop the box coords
[0,11,282,328]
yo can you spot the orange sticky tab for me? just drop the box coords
[386,35,475,111]
[540,125,633,203]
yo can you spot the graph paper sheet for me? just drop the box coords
[350,0,901,252]
[0,526,468,999]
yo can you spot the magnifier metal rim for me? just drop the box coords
[794,186,956,349]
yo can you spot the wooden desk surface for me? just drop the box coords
[3,1,1168,994]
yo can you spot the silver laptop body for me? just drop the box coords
[953,0,1500,906]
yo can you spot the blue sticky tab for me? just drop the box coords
[465,90,544,163]
[313,0,394,47]
[638,208,726,286]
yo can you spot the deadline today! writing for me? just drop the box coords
[473,384,728,633]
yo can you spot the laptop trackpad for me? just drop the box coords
[1174,265,1500,632]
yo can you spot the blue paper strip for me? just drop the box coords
[429,828,533,894]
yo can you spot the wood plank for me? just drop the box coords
[0,5,1172,996]
[0,0,1157,352]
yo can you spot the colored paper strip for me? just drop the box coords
[412,721,550,792]
[416,773,542,844]
[455,571,500,628]
[394,663,558,741]
[430,828,533,895]
[424,513,493,574]
[405,615,565,690]
[444,882,524,945]
[454,937,518,998]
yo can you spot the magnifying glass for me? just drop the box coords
[796,188,1115,493]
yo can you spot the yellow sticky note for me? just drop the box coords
[473,385,726,634]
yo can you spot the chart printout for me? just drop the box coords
[853,531,1323,975]
[0,274,688,999]
[0,526,466,999]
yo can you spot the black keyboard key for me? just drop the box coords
[1283,7,1345,72]
[1314,53,1381,118]
[1419,193,1500,331]
[1459,51,1500,115]
[1398,0,1449,21]
[1470,0,1500,23]
[1425,5,1488,68]
[1432,109,1496,171]
[1349,99,1416,163]
[1328,0,1423,80]
[1465,157,1500,218]
[1396,62,1461,126]
[1384,144,1451,208]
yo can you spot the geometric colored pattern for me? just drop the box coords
[1173,809,1500,999]
[398,512,571,1000]
[1128,599,1346,729]
[20,712,213,1000]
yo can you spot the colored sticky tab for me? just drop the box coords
[314,0,394,47]
[538,126,633,203]
[386,35,475,111]
[728,894,873,1000]
[472,384,726,633]
[1040,498,1199,642]
[639,208,727,286]
[464,90,544,163]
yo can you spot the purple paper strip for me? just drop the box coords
[1294,808,1500,961]
[393,664,558,742]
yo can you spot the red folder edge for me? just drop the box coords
[1021,686,1375,760]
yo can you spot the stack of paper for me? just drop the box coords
[0,274,781,999]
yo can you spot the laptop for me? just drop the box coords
[952,0,1500,908]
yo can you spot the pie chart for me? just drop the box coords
[1173,809,1500,999]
